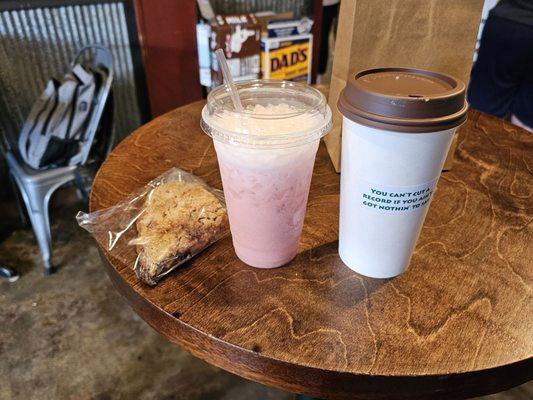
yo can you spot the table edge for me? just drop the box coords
[98,248,532,400]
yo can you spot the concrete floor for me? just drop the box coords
[0,189,531,400]
[0,190,291,400]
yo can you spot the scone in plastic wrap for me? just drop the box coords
[77,168,228,285]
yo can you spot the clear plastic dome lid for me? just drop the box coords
[201,80,332,148]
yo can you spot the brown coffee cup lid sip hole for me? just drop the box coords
[337,67,468,133]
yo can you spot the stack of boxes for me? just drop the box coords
[197,7,314,90]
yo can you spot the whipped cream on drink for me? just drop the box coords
[212,103,323,268]
[211,103,324,137]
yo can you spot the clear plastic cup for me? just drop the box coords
[201,80,332,268]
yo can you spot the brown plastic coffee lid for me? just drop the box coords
[337,67,468,133]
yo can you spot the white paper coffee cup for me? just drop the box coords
[337,68,468,278]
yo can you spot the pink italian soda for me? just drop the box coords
[201,80,332,268]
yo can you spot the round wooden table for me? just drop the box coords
[90,102,532,400]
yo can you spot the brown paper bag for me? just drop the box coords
[324,0,484,172]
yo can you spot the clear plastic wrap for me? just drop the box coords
[77,168,228,286]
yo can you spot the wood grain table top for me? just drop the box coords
[90,102,532,400]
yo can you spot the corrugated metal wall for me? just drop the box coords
[0,1,141,149]
[210,0,313,18]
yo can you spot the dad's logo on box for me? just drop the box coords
[269,41,310,81]
[261,18,313,84]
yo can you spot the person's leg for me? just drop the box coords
[318,3,340,76]
[468,16,531,119]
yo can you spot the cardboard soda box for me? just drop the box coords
[210,14,261,87]
[261,18,314,83]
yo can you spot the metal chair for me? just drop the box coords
[2,44,114,275]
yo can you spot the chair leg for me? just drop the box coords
[9,174,29,227]
[25,186,53,274]
[11,177,54,275]
[74,171,90,201]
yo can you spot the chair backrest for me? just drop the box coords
[72,44,114,166]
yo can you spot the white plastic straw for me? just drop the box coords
[215,49,244,112]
